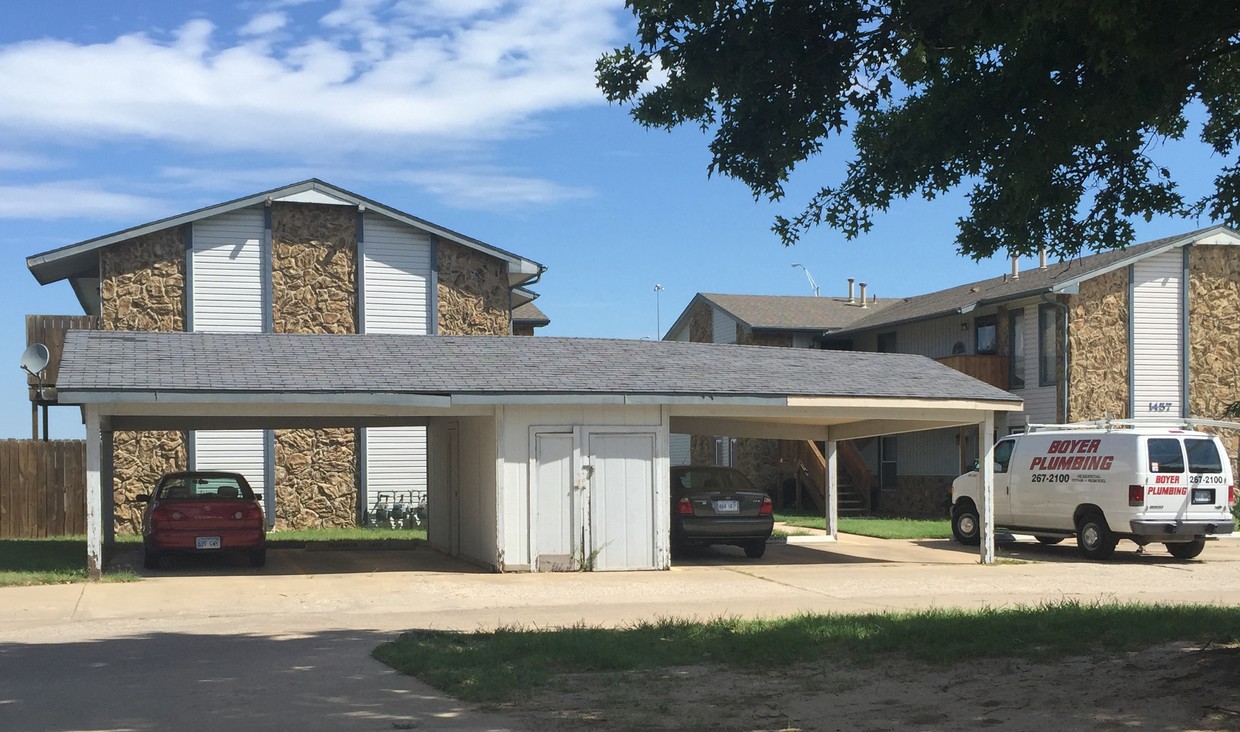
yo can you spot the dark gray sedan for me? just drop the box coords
[671,466,774,558]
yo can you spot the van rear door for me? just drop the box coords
[1141,436,1231,523]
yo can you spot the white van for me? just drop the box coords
[949,425,1236,559]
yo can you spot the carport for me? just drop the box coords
[56,331,1022,577]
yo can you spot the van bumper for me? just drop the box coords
[1129,520,1235,537]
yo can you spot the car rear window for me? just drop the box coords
[1185,439,1224,474]
[157,476,253,500]
[674,469,758,493]
[1146,438,1185,473]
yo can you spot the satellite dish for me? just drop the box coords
[20,343,50,376]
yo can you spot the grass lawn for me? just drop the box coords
[775,513,952,540]
[0,527,426,587]
[374,601,1240,704]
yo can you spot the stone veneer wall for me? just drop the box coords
[1068,270,1128,421]
[100,230,190,531]
[686,300,716,463]
[732,328,793,492]
[1188,246,1240,474]
[438,240,511,335]
[877,476,952,518]
[271,202,359,529]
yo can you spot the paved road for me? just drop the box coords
[3,535,1240,731]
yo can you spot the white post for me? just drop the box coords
[84,405,103,579]
[979,412,996,564]
[825,438,838,540]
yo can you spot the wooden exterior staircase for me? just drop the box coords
[779,439,873,515]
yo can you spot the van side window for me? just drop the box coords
[1147,439,1185,473]
[993,439,1015,473]
[1185,439,1223,474]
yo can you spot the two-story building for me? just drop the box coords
[667,225,1240,515]
[26,179,546,531]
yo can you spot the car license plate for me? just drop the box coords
[196,536,221,550]
[1192,488,1214,505]
[714,500,740,514]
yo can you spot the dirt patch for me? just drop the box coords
[498,643,1240,731]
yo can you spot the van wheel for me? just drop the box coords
[951,504,980,546]
[1166,538,1206,560]
[1076,511,1117,560]
[1036,536,1064,545]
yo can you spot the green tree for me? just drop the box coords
[597,1,1240,259]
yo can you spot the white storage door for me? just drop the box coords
[588,432,656,571]
[360,213,433,509]
[193,430,267,493]
[191,209,265,333]
[533,432,577,569]
[1132,252,1183,418]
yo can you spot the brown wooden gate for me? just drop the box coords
[0,440,85,537]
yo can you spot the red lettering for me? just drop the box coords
[1099,456,1113,470]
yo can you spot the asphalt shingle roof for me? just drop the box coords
[832,225,1237,334]
[512,301,549,326]
[700,293,899,331]
[58,331,1020,404]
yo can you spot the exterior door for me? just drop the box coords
[587,432,656,571]
[533,431,579,570]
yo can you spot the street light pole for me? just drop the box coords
[654,284,665,339]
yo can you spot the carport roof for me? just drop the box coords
[58,331,1021,406]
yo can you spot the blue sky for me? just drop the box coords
[0,1,1227,439]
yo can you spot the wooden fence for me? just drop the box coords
[0,440,85,538]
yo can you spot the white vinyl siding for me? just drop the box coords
[669,433,691,466]
[361,215,432,335]
[190,209,269,502]
[190,209,265,333]
[1011,303,1058,424]
[360,214,433,509]
[1132,251,1184,418]
[712,308,736,344]
[193,430,267,493]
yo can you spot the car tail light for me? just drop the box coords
[150,506,183,528]
[237,505,263,521]
[1128,484,1144,507]
[676,497,694,515]
[1230,485,1236,505]
[759,496,773,516]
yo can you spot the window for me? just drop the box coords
[1008,311,1025,389]
[877,332,897,353]
[1147,439,1185,473]
[880,436,898,490]
[993,439,1015,474]
[1038,304,1058,387]
[975,315,997,355]
[1186,439,1223,474]
[713,437,735,467]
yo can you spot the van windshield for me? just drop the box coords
[1185,439,1223,474]
[1147,439,1185,473]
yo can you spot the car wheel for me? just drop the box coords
[743,540,767,559]
[248,547,267,568]
[142,542,161,570]
[1076,510,1117,560]
[951,503,980,546]
[1036,536,1064,546]
[1165,538,1206,560]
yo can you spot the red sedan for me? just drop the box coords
[138,471,267,569]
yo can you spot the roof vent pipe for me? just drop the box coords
[1039,247,1048,270]
[859,282,868,308]
[847,278,856,304]
[1010,255,1020,281]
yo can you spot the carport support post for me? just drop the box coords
[84,406,103,580]
[824,439,838,540]
[979,412,995,564]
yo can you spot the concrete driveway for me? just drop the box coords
[4,535,1240,731]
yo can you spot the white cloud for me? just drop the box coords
[0,151,59,171]
[0,182,166,220]
[239,12,289,36]
[396,169,592,208]
[0,0,627,152]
